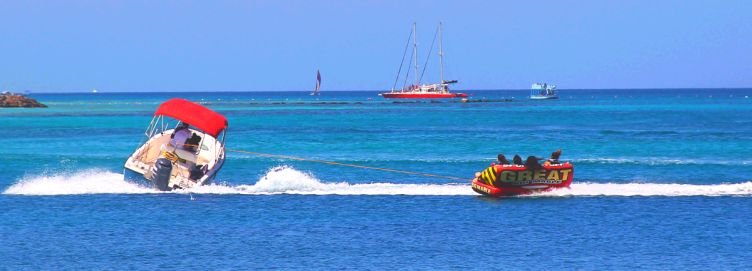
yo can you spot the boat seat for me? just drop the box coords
[174,149,198,164]
[160,144,198,164]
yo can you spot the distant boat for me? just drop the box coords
[92,89,99,94]
[380,22,467,99]
[530,83,558,100]
[310,70,321,96]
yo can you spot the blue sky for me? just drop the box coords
[0,0,750,92]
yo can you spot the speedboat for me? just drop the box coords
[471,163,574,196]
[124,98,228,191]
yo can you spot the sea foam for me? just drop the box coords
[3,169,155,195]
[3,166,751,197]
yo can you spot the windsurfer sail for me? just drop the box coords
[310,70,321,96]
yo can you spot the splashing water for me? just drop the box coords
[3,166,751,197]
[3,169,155,195]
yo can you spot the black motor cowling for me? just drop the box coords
[152,158,173,191]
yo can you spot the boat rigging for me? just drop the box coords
[380,22,467,99]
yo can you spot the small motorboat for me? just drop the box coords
[471,163,574,196]
[124,98,228,191]
[530,83,558,100]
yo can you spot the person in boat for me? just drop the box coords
[170,122,192,150]
[513,155,523,165]
[543,149,562,166]
[497,154,510,165]
[525,156,542,171]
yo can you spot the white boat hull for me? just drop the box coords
[123,158,223,190]
[124,128,225,191]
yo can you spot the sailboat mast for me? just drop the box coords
[439,22,444,84]
[412,22,419,86]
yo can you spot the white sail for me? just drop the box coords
[311,70,321,95]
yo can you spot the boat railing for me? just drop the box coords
[141,115,225,166]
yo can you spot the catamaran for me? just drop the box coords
[310,69,321,96]
[124,98,227,191]
[530,83,558,100]
[380,23,467,99]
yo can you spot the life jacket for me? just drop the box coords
[479,165,501,187]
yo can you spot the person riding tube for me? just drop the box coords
[543,149,562,166]
[497,154,510,165]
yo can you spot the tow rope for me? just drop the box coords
[226,149,467,181]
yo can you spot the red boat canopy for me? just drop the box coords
[154,98,228,138]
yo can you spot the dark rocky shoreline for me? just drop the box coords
[0,92,47,108]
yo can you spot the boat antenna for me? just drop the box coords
[412,22,419,86]
[418,24,439,84]
[392,27,414,91]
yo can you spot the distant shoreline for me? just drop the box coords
[19,87,752,94]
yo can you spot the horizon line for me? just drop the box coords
[18,87,752,94]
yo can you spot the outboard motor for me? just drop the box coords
[152,158,173,191]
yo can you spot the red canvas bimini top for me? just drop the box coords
[154,98,228,138]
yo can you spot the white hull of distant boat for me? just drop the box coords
[530,95,558,100]
[124,98,228,191]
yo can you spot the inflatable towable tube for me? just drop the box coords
[471,163,574,197]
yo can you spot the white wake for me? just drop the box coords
[3,167,752,197]
[3,169,154,195]
[540,182,752,197]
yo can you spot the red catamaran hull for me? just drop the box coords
[471,163,574,197]
[381,93,468,99]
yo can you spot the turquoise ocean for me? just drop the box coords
[2,89,751,269]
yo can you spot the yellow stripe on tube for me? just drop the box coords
[482,167,496,186]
